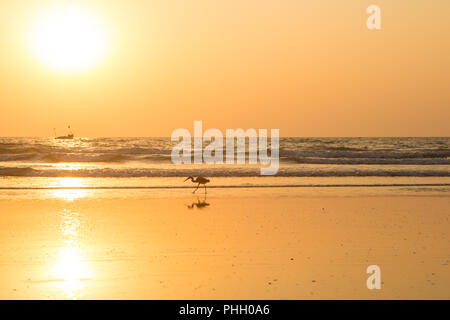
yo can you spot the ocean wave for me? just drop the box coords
[0,138,449,174]
[0,151,449,165]
[1,166,449,178]
[281,156,450,165]
[0,152,173,163]
[279,149,450,160]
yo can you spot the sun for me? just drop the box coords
[30,5,108,72]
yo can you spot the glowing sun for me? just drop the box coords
[30,5,108,72]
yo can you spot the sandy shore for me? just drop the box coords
[0,186,448,299]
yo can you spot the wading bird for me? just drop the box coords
[184,176,210,194]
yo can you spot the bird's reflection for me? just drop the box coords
[186,195,210,209]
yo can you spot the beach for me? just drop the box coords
[0,180,448,299]
[0,137,449,299]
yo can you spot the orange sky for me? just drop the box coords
[0,0,449,137]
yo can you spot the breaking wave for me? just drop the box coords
[0,137,449,177]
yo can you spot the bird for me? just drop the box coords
[184,176,210,194]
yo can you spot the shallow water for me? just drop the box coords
[0,188,448,299]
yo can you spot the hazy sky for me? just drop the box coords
[1,0,449,137]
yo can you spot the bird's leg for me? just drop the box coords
[204,184,207,194]
[193,183,200,193]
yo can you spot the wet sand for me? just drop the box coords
[0,187,449,299]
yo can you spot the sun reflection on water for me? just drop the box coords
[52,177,90,201]
[50,208,92,299]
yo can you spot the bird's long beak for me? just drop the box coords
[184,177,189,182]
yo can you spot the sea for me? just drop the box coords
[0,137,449,194]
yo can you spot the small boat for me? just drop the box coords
[54,126,74,140]
[55,133,74,140]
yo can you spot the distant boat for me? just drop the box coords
[54,126,74,140]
